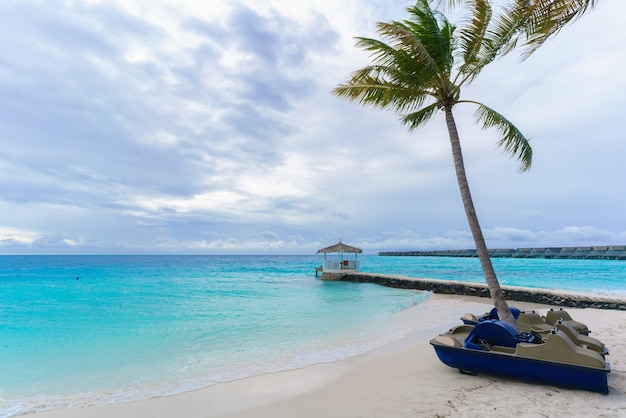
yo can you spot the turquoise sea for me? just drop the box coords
[1,254,625,417]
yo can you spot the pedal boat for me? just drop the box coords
[430,320,610,394]
[517,312,606,356]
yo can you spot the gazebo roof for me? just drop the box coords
[316,240,362,254]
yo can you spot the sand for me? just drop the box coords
[24,295,626,418]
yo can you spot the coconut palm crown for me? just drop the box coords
[333,0,532,329]
[438,0,597,58]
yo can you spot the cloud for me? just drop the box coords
[0,0,625,254]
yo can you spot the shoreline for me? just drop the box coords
[24,294,626,417]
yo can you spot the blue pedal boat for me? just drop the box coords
[430,320,610,394]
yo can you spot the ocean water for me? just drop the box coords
[1,254,625,417]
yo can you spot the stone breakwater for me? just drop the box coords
[322,272,626,310]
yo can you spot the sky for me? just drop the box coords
[0,0,625,255]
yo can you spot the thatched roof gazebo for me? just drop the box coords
[316,240,362,278]
[317,241,363,255]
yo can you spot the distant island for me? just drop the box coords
[379,246,626,260]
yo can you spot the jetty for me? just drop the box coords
[379,245,626,260]
[321,272,626,311]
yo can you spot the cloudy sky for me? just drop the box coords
[1,0,624,254]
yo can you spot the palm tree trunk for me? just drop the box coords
[443,106,520,331]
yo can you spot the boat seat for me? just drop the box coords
[460,313,480,325]
[433,325,473,348]
[555,320,607,355]
[516,330,606,369]
[544,308,590,335]
[450,324,475,335]
[518,311,553,333]
[434,335,462,347]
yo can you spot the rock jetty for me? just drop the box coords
[321,272,626,310]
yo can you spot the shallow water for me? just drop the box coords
[1,254,624,416]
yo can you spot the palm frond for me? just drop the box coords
[435,0,596,59]
[353,36,439,85]
[430,0,465,11]
[491,0,596,59]
[520,0,597,58]
[457,0,494,81]
[377,1,454,78]
[402,102,440,131]
[354,37,402,68]
[374,22,441,80]
[403,1,456,76]
[474,103,532,171]
[333,2,456,114]
[332,67,431,114]
[488,4,525,56]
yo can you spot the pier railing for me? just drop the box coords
[323,260,359,270]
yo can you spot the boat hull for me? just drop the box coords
[431,340,610,394]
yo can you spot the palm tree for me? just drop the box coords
[333,0,533,329]
[436,0,597,58]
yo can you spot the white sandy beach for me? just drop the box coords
[25,294,626,418]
